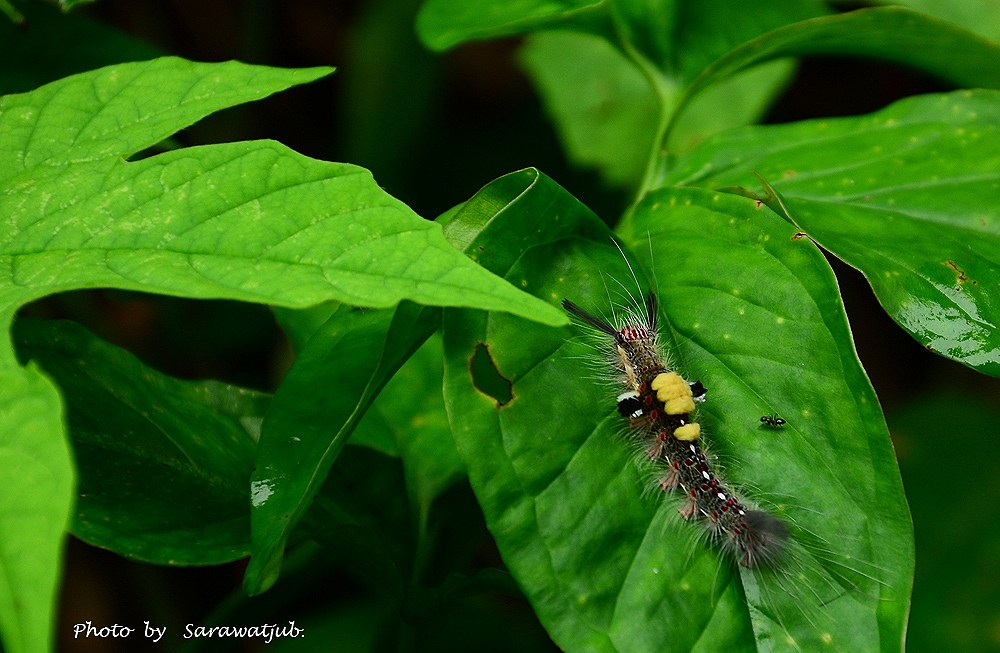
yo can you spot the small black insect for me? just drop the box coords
[760,414,786,429]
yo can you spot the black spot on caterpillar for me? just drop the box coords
[562,292,790,569]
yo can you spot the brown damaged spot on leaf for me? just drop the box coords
[469,341,513,407]
[792,231,808,240]
[945,260,975,285]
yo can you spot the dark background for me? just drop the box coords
[3,1,998,651]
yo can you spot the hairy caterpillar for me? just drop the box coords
[559,275,895,652]
[562,290,790,569]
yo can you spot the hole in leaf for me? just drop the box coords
[469,342,513,407]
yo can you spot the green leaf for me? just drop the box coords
[246,302,438,594]
[0,58,556,653]
[416,0,612,52]
[667,0,829,81]
[625,190,912,651]
[0,364,70,653]
[0,57,564,328]
[355,333,464,513]
[15,318,264,565]
[247,167,586,594]
[0,2,162,94]
[671,6,1000,142]
[520,31,795,187]
[0,0,24,26]
[470,1,823,190]
[519,31,660,188]
[418,0,825,74]
[662,90,1000,376]
[874,0,1000,43]
[444,186,911,651]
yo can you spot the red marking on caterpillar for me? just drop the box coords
[562,291,790,569]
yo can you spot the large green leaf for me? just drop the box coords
[0,58,563,327]
[0,364,67,653]
[15,319,264,565]
[418,0,824,75]
[878,0,1000,43]
[246,301,439,594]
[661,90,1000,376]
[444,183,911,651]
[519,31,795,188]
[0,58,558,653]
[246,168,593,594]
[624,190,911,651]
[670,6,1000,145]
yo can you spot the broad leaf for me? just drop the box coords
[520,31,795,187]
[0,58,558,653]
[661,90,1000,376]
[671,7,1000,142]
[246,302,439,594]
[15,319,264,565]
[418,0,825,75]
[625,189,912,651]
[247,167,588,593]
[0,57,564,323]
[444,183,912,651]
[875,0,1000,45]
[0,364,68,653]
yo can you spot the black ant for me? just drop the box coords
[759,414,786,429]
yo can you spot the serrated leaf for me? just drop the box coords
[662,90,1000,376]
[15,318,264,565]
[444,184,911,651]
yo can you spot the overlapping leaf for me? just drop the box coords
[661,90,1000,376]
[246,302,439,594]
[0,58,560,653]
[245,167,595,594]
[15,319,264,565]
[443,176,912,651]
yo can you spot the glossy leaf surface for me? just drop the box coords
[443,181,912,652]
[662,90,1000,376]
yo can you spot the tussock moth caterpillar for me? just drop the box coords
[562,291,790,569]
[559,260,894,651]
